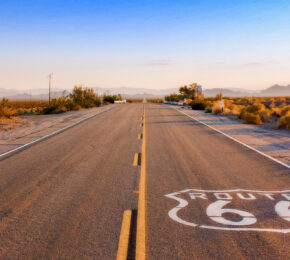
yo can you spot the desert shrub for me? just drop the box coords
[277,111,290,129]
[185,99,193,105]
[147,98,163,103]
[212,101,222,114]
[0,106,17,118]
[238,103,272,123]
[259,109,272,123]
[271,107,282,117]
[70,86,101,108]
[225,104,245,116]
[191,101,207,110]
[126,99,143,103]
[244,103,266,113]
[240,112,262,124]
[42,98,68,114]
[103,95,117,104]
[64,98,82,111]
[281,105,290,116]
[165,93,180,102]
[205,107,212,113]
[0,98,17,118]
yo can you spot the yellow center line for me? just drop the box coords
[116,210,132,260]
[133,153,139,166]
[136,104,147,260]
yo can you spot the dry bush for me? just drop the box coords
[0,106,17,118]
[191,100,208,110]
[230,104,245,116]
[205,107,212,113]
[277,111,290,129]
[212,101,222,114]
[271,107,282,117]
[240,112,262,125]
[185,99,193,105]
[127,99,143,103]
[148,98,163,103]
[281,105,290,116]
[238,103,272,124]
[259,109,272,123]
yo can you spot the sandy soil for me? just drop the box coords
[0,105,114,154]
[177,107,290,166]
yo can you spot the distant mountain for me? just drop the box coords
[203,85,290,97]
[0,88,20,97]
[260,85,290,96]
[93,87,178,97]
[0,85,289,99]
[0,89,68,100]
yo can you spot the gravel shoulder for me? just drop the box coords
[0,105,114,154]
[176,106,290,166]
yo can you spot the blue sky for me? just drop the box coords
[0,0,290,90]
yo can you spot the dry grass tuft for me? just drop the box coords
[277,111,290,129]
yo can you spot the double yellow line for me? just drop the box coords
[117,105,147,260]
[136,105,147,260]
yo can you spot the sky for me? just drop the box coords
[0,0,290,90]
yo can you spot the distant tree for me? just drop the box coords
[179,83,197,100]
[70,86,99,108]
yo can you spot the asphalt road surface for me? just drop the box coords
[0,103,289,259]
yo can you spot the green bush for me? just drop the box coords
[205,107,212,113]
[191,101,207,110]
[165,93,180,102]
[103,95,118,104]
[70,86,101,108]
[42,98,68,114]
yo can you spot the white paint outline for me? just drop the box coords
[0,106,114,159]
[173,106,290,169]
[165,189,290,233]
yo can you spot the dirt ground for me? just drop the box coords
[0,105,114,154]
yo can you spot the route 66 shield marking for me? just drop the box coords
[164,189,290,233]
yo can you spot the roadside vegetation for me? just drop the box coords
[165,83,290,130]
[0,86,119,119]
[126,99,143,103]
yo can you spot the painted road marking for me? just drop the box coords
[133,190,140,194]
[136,105,147,260]
[0,106,114,159]
[175,107,290,169]
[116,210,132,260]
[133,153,139,166]
[165,189,290,233]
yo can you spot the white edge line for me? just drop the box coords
[173,106,290,169]
[199,225,290,233]
[165,189,290,195]
[0,106,113,159]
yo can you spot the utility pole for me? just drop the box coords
[48,73,53,104]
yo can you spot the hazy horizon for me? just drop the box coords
[1,0,290,91]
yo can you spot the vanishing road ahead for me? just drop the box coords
[0,103,289,259]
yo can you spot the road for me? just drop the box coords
[0,103,289,259]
